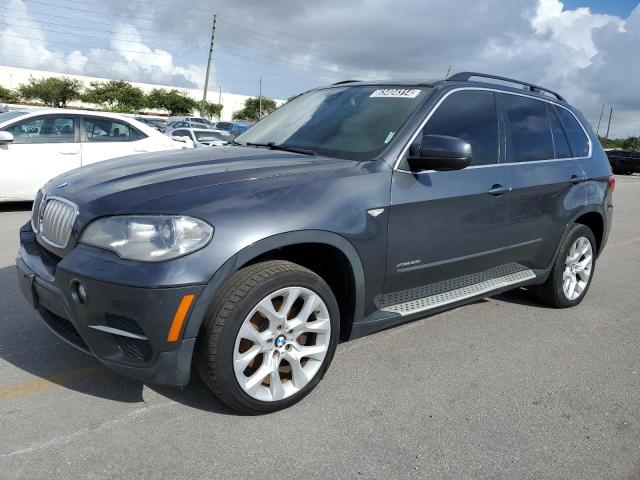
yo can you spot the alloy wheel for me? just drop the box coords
[562,236,593,301]
[233,286,331,402]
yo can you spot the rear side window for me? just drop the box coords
[83,118,146,142]
[421,90,499,166]
[554,106,589,157]
[499,94,553,162]
[546,104,572,159]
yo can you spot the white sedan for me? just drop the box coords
[0,109,190,201]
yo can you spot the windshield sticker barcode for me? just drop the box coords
[370,89,422,98]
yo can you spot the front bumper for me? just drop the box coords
[16,224,204,386]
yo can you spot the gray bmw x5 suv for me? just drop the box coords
[17,72,614,414]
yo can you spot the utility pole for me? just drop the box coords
[258,77,263,120]
[200,14,217,117]
[605,106,613,140]
[596,104,605,136]
[445,65,452,79]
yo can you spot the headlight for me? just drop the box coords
[80,215,213,262]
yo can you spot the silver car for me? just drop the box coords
[168,127,235,147]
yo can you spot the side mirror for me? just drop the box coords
[0,131,14,144]
[407,134,472,172]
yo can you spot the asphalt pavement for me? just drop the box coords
[1,176,639,479]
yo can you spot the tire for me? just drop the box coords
[196,260,340,415]
[536,223,597,308]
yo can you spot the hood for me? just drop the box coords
[46,146,358,221]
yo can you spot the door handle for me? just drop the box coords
[487,184,510,196]
[59,150,79,155]
[570,175,586,185]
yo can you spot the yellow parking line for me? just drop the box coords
[0,366,104,401]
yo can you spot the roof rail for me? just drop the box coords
[332,80,361,85]
[446,72,565,101]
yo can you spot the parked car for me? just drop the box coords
[606,149,640,175]
[0,109,188,201]
[215,121,252,136]
[169,127,235,147]
[168,116,214,128]
[17,73,614,414]
[169,120,210,130]
[135,116,170,133]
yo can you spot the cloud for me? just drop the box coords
[0,0,638,136]
[0,0,208,89]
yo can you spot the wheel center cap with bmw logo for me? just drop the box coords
[274,335,286,347]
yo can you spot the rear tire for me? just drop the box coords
[536,223,596,308]
[196,260,339,415]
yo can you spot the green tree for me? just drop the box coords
[621,136,640,151]
[83,80,146,113]
[598,135,640,151]
[202,101,223,120]
[232,97,277,122]
[18,77,82,108]
[147,89,198,116]
[0,85,19,103]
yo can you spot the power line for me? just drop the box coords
[0,28,353,82]
[20,0,357,59]
[0,19,208,50]
[0,50,306,93]
[22,0,356,55]
[1,7,200,38]
[0,36,329,84]
[0,17,356,80]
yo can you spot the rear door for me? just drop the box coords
[497,93,587,269]
[80,116,149,164]
[385,89,510,296]
[0,114,80,200]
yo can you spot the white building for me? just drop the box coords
[0,65,283,120]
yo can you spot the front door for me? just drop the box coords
[385,89,510,297]
[0,114,80,200]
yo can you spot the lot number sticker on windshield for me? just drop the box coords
[370,89,422,98]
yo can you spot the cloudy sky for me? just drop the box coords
[0,0,638,137]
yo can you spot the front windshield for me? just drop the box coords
[236,85,430,161]
[195,131,233,142]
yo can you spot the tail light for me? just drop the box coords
[608,175,616,193]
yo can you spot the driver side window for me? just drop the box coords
[420,90,499,166]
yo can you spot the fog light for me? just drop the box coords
[70,280,88,305]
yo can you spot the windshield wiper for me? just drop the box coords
[245,142,316,156]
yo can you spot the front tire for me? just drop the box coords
[536,223,596,308]
[196,260,339,414]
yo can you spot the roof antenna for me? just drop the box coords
[445,65,453,79]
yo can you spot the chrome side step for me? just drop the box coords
[88,325,148,340]
[380,265,536,317]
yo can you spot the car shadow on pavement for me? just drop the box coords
[0,264,235,414]
[0,201,32,213]
[491,288,554,309]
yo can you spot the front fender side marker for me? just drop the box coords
[167,294,196,342]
